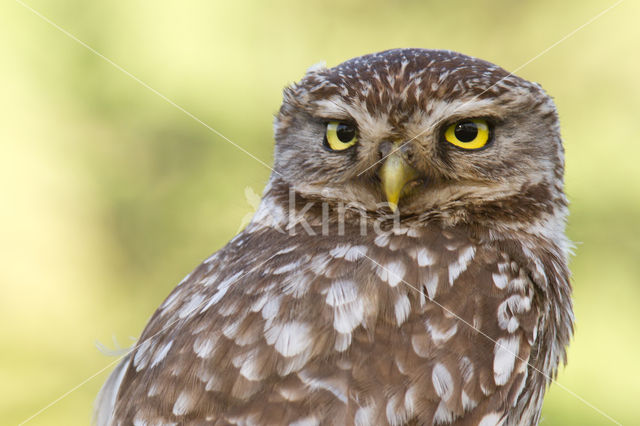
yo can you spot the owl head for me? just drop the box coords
[271,49,566,230]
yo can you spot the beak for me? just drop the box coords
[378,151,419,212]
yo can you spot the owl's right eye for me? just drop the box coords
[324,121,358,151]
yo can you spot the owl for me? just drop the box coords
[95,48,573,425]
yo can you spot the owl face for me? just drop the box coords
[273,49,564,220]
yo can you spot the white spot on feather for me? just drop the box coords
[479,412,503,426]
[222,317,244,338]
[310,253,332,275]
[273,262,299,274]
[330,244,367,261]
[497,295,531,332]
[433,400,453,423]
[374,233,390,247]
[432,363,453,400]
[461,390,477,411]
[426,321,458,344]
[394,293,411,326]
[265,321,313,357]
[505,316,521,334]
[219,271,243,289]
[281,274,310,298]
[200,271,243,312]
[204,372,222,392]
[423,272,439,299]
[494,336,520,386]
[334,332,352,351]
[277,385,304,401]
[492,273,509,289]
[355,405,376,426]
[149,340,173,368]
[459,356,474,383]
[172,390,194,416]
[411,334,431,357]
[199,272,220,286]
[416,247,435,266]
[279,349,314,375]
[333,300,364,333]
[298,371,347,404]
[275,245,297,255]
[512,371,528,407]
[193,335,217,359]
[148,382,160,397]
[448,246,475,286]
[239,350,265,381]
[261,295,282,320]
[250,294,268,312]
[178,294,205,318]
[325,279,358,307]
[133,412,148,426]
[290,416,320,426]
[510,276,528,291]
[329,244,350,258]
[385,395,405,425]
[377,260,406,287]
[133,339,152,371]
[201,287,227,312]
[404,384,419,414]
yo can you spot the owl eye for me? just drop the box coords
[324,121,358,151]
[444,119,490,150]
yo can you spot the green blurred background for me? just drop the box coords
[2,0,638,424]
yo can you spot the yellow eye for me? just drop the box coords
[325,121,358,151]
[444,118,490,150]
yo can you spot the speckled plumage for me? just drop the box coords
[96,49,573,426]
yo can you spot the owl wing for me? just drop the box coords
[101,228,352,424]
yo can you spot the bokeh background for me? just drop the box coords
[2,0,638,424]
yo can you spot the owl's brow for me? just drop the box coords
[356,0,625,178]
[359,251,621,425]
[310,98,354,121]
[327,98,357,120]
[14,0,282,178]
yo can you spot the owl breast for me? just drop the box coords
[112,213,550,426]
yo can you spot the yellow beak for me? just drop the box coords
[379,152,418,212]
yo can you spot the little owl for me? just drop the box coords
[95,48,573,425]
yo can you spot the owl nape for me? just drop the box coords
[96,49,572,426]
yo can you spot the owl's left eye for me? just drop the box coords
[444,118,491,150]
[324,121,358,151]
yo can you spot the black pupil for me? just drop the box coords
[454,121,478,143]
[336,123,356,142]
